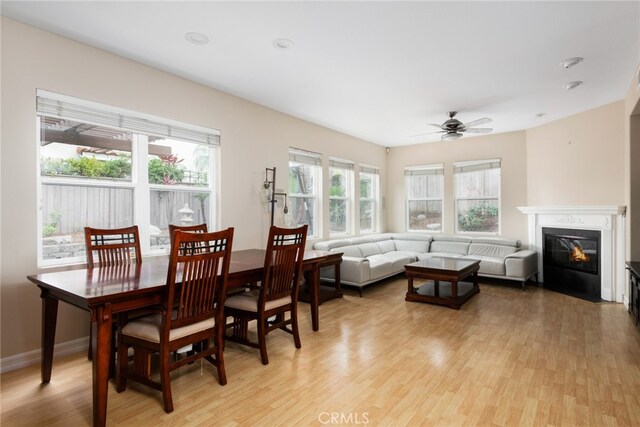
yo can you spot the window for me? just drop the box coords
[359,165,379,233]
[405,165,444,231]
[454,159,501,233]
[328,158,354,235]
[288,148,322,238]
[37,90,219,266]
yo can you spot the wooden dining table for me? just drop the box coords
[27,248,342,427]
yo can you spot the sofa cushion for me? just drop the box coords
[313,239,354,251]
[429,241,469,255]
[358,242,382,257]
[370,251,417,271]
[471,237,520,248]
[376,240,396,254]
[350,236,376,245]
[394,239,430,253]
[417,252,464,260]
[468,243,518,259]
[367,256,393,279]
[432,235,472,243]
[462,255,506,276]
[332,245,362,258]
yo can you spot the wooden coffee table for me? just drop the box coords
[405,257,480,309]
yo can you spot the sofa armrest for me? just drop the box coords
[320,256,371,284]
[504,250,538,280]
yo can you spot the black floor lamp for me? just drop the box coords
[263,167,289,227]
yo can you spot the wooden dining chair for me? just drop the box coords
[116,228,234,413]
[84,225,142,360]
[168,223,208,246]
[225,224,307,365]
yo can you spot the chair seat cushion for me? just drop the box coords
[225,289,291,312]
[121,314,215,343]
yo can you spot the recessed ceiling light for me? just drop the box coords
[273,38,295,50]
[535,113,546,118]
[185,32,209,45]
[563,81,583,90]
[560,57,583,69]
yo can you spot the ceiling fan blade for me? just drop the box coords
[427,123,445,129]
[410,130,444,137]
[463,117,492,128]
[464,127,493,133]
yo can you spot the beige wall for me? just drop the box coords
[625,67,640,259]
[386,131,529,244]
[526,102,626,206]
[0,18,386,358]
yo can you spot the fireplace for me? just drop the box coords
[543,227,601,301]
[517,205,626,303]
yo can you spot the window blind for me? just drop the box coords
[36,90,220,146]
[453,159,500,174]
[288,148,322,166]
[360,165,379,175]
[404,165,444,176]
[329,158,354,170]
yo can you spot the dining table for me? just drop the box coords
[27,248,342,427]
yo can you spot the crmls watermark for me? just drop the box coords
[318,412,370,425]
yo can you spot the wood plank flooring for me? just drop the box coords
[2,277,640,426]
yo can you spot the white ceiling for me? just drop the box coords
[2,1,639,147]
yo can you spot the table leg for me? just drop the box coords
[40,290,58,383]
[306,267,320,332]
[92,303,113,427]
[452,280,458,298]
[334,261,343,298]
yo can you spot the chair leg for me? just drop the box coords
[291,306,301,349]
[257,317,269,365]
[214,331,227,385]
[116,341,128,393]
[160,348,174,413]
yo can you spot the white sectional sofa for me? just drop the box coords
[313,234,538,296]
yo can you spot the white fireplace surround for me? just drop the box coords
[517,206,626,303]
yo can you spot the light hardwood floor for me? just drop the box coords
[2,278,640,426]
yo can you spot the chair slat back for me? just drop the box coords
[168,223,208,247]
[84,226,142,268]
[262,225,307,302]
[165,228,234,331]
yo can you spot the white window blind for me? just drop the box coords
[453,159,500,174]
[360,165,379,175]
[289,147,322,166]
[405,165,444,176]
[329,158,355,170]
[36,90,220,146]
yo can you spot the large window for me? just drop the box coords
[405,165,444,231]
[37,90,219,266]
[288,148,322,238]
[359,165,379,233]
[454,159,501,234]
[328,158,354,235]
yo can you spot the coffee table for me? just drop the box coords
[405,257,480,309]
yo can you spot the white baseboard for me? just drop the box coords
[0,337,88,374]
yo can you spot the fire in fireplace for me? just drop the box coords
[542,227,601,301]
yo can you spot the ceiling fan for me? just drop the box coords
[413,111,493,141]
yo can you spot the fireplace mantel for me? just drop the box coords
[517,205,626,303]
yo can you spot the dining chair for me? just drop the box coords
[116,228,234,413]
[84,225,142,361]
[168,223,208,246]
[225,224,307,365]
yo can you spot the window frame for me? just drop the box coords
[288,148,323,239]
[358,164,380,234]
[36,91,220,267]
[328,158,355,237]
[405,164,444,233]
[453,159,501,235]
